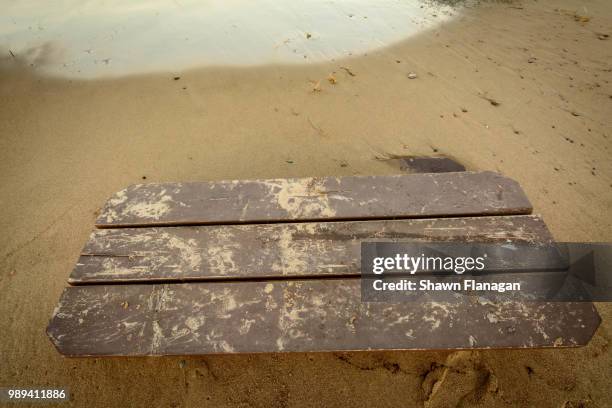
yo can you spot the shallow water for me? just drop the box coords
[1,0,457,78]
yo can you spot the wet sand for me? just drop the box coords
[0,0,456,77]
[1,0,611,407]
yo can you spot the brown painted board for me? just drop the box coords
[95,172,532,228]
[71,215,555,284]
[47,280,601,356]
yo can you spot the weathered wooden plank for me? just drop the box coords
[71,215,553,284]
[47,281,601,356]
[95,172,532,228]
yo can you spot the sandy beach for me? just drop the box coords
[1,0,611,406]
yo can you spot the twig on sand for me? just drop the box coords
[479,93,501,107]
[373,152,408,161]
[340,66,356,77]
[307,117,326,137]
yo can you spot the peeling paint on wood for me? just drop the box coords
[46,281,601,356]
[95,172,532,227]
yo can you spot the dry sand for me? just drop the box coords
[1,0,611,406]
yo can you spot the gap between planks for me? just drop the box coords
[94,211,533,229]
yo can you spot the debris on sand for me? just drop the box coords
[527,57,537,63]
[479,94,501,107]
[306,32,312,39]
[327,73,337,84]
[373,152,403,161]
[597,33,609,40]
[573,13,590,23]
[310,80,322,92]
[407,72,418,79]
[557,8,591,23]
[340,66,356,77]
[307,117,326,137]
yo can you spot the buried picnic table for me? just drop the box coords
[46,171,600,356]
